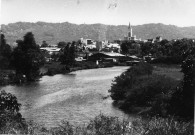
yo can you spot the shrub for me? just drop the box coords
[109,62,153,102]
[122,74,179,114]
[27,114,194,135]
[0,90,27,134]
[132,117,194,135]
[168,55,195,120]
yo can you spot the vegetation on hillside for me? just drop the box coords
[2,22,195,44]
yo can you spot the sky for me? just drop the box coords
[1,0,195,27]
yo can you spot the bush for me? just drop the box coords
[124,74,178,108]
[132,117,193,135]
[11,114,193,135]
[0,90,27,134]
[109,62,182,117]
[109,62,154,102]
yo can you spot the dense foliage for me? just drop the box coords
[141,38,195,64]
[11,32,45,81]
[168,47,195,120]
[120,40,140,55]
[59,42,76,66]
[0,90,26,134]
[0,34,12,69]
[109,56,194,121]
[109,62,153,101]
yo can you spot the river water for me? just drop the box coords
[1,66,132,127]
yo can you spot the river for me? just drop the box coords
[0,66,132,127]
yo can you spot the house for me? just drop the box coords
[40,47,62,62]
[88,52,138,63]
[40,47,62,55]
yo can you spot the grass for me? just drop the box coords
[152,64,183,80]
[2,114,193,135]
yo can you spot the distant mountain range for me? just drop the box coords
[1,22,195,45]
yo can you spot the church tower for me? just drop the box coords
[128,22,132,38]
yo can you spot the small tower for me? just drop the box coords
[128,22,132,38]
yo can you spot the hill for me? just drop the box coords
[1,22,195,45]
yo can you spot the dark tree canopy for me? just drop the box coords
[0,90,25,132]
[0,34,12,69]
[0,34,11,58]
[41,40,48,47]
[60,42,76,66]
[11,32,44,81]
[57,41,67,48]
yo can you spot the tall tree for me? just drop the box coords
[60,42,75,66]
[11,32,44,81]
[169,45,195,120]
[0,34,12,69]
[0,34,11,58]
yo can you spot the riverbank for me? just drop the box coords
[0,61,119,86]
[41,61,115,76]
[109,63,183,115]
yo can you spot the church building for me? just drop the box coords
[124,22,141,41]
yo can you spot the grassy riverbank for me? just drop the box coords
[0,61,115,85]
[1,113,193,135]
[152,64,183,80]
[42,61,114,76]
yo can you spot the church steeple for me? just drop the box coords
[128,22,132,38]
[128,22,131,30]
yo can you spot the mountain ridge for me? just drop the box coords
[1,22,195,45]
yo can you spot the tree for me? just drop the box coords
[169,46,195,120]
[41,41,48,47]
[11,32,44,81]
[0,34,11,58]
[140,42,152,56]
[60,42,75,66]
[0,90,26,133]
[120,42,129,55]
[0,34,12,69]
[57,41,67,48]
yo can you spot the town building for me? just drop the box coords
[124,22,141,42]
[88,52,140,63]
[80,38,96,49]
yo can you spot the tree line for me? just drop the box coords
[0,32,76,82]
[120,38,195,64]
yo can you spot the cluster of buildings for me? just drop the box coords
[79,38,120,51]
[40,22,163,63]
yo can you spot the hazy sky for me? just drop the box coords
[1,0,195,27]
